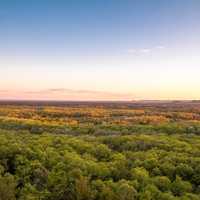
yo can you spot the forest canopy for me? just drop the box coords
[0,101,200,200]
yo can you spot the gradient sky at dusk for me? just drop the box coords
[0,0,200,100]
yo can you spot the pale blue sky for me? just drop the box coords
[0,0,200,100]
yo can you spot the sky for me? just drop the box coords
[0,0,200,100]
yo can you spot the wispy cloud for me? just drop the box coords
[139,48,151,53]
[155,45,165,49]
[2,88,134,101]
[128,45,165,54]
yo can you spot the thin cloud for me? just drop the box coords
[139,48,151,53]
[46,88,133,97]
[128,45,165,54]
[47,88,66,92]
[19,88,134,100]
[155,45,165,49]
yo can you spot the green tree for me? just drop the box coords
[75,176,93,200]
[171,176,192,196]
[153,176,171,192]
[116,181,137,200]
[176,164,193,180]
[0,174,16,200]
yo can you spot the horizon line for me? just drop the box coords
[0,99,199,102]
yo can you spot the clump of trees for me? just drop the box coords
[0,129,200,200]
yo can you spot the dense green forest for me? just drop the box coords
[0,101,200,200]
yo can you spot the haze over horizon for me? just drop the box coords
[1,0,200,100]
